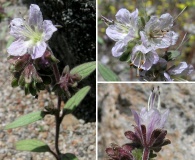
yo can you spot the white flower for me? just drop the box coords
[7,4,57,59]
[131,44,159,70]
[140,13,179,50]
[106,8,139,57]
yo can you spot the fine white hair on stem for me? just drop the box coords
[176,33,189,50]
[174,6,187,21]
[157,86,161,110]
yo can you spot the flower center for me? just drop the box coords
[20,22,43,45]
[149,29,169,39]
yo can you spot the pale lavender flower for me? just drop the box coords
[131,44,159,70]
[131,87,169,144]
[125,88,170,159]
[106,8,139,57]
[140,13,178,50]
[7,4,57,59]
[164,62,194,81]
[131,107,169,145]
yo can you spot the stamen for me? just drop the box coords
[157,88,161,110]
[148,87,154,111]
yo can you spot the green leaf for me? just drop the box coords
[166,50,180,61]
[64,86,90,111]
[15,139,50,152]
[132,148,143,160]
[119,41,135,62]
[5,111,46,130]
[70,61,96,80]
[61,153,78,160]
[98,62,120,81]
[98,36,104,44]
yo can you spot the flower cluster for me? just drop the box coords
[7,4,59,96]
[103,8,194,81]
[105,87,171,160]
[53,65,82,97]
[9,50,58,96]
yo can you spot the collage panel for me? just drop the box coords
[98,83,194,159]
[98,0,195,81]
[0,1,96,160]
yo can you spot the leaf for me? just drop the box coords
[5,111,46,130]
[98,62,120,81]
[132,148,143,160]
[61,153,78,160]
[165,50,180,61]
[70,61,96,80]
[64,86,90,111]
[15,139,50,152]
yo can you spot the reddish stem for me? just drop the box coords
[142,148,150,160]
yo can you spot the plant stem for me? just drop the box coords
[52,63,60,83]
[55,96,61,156]
[49,148,59,160]
[142,148,150,160]
[51,60,62,159]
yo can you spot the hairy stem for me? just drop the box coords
[142,148,150,160]
[49,148,60,160]
[55,96,62,156]
[52,60,62,158]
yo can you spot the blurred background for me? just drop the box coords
[98,83,195,160]
[98,0,195,81]
[0,0,96,159]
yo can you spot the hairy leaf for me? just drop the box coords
[64,86,90,112]
[15,139,50,152]
[61,153,78,160]
[5,111,46,130]
[70,61,96,80]
[98,62,120,81]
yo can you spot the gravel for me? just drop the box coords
[0,5,96,159]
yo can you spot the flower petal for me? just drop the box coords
[28,4,43,30]
[7,39,29,56]
[9,18,25,39]
[159,110,169,128]
[42,20,57,41]
[111,40,126,57]
[145,16,159,32]
[141,51,159,70]
[168,62,188,75]
[159,13,173,29]
[164,72,172,81]
[115,8,138,27]
[170,31,179,45]
[106,25,127,41]
[30,42,47,59]
[131,109,141,126]
[130,8,139,27]
[115,8,132,25]
[132,44,152,54]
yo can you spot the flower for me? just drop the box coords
[105,143,135,160]
[105,8,139,57]
[105,88,171,160]
[140,13,178,50]
[124,88,170,158]
[7,4,57,59]
[131,44,159,70]
[164,62,194,81]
